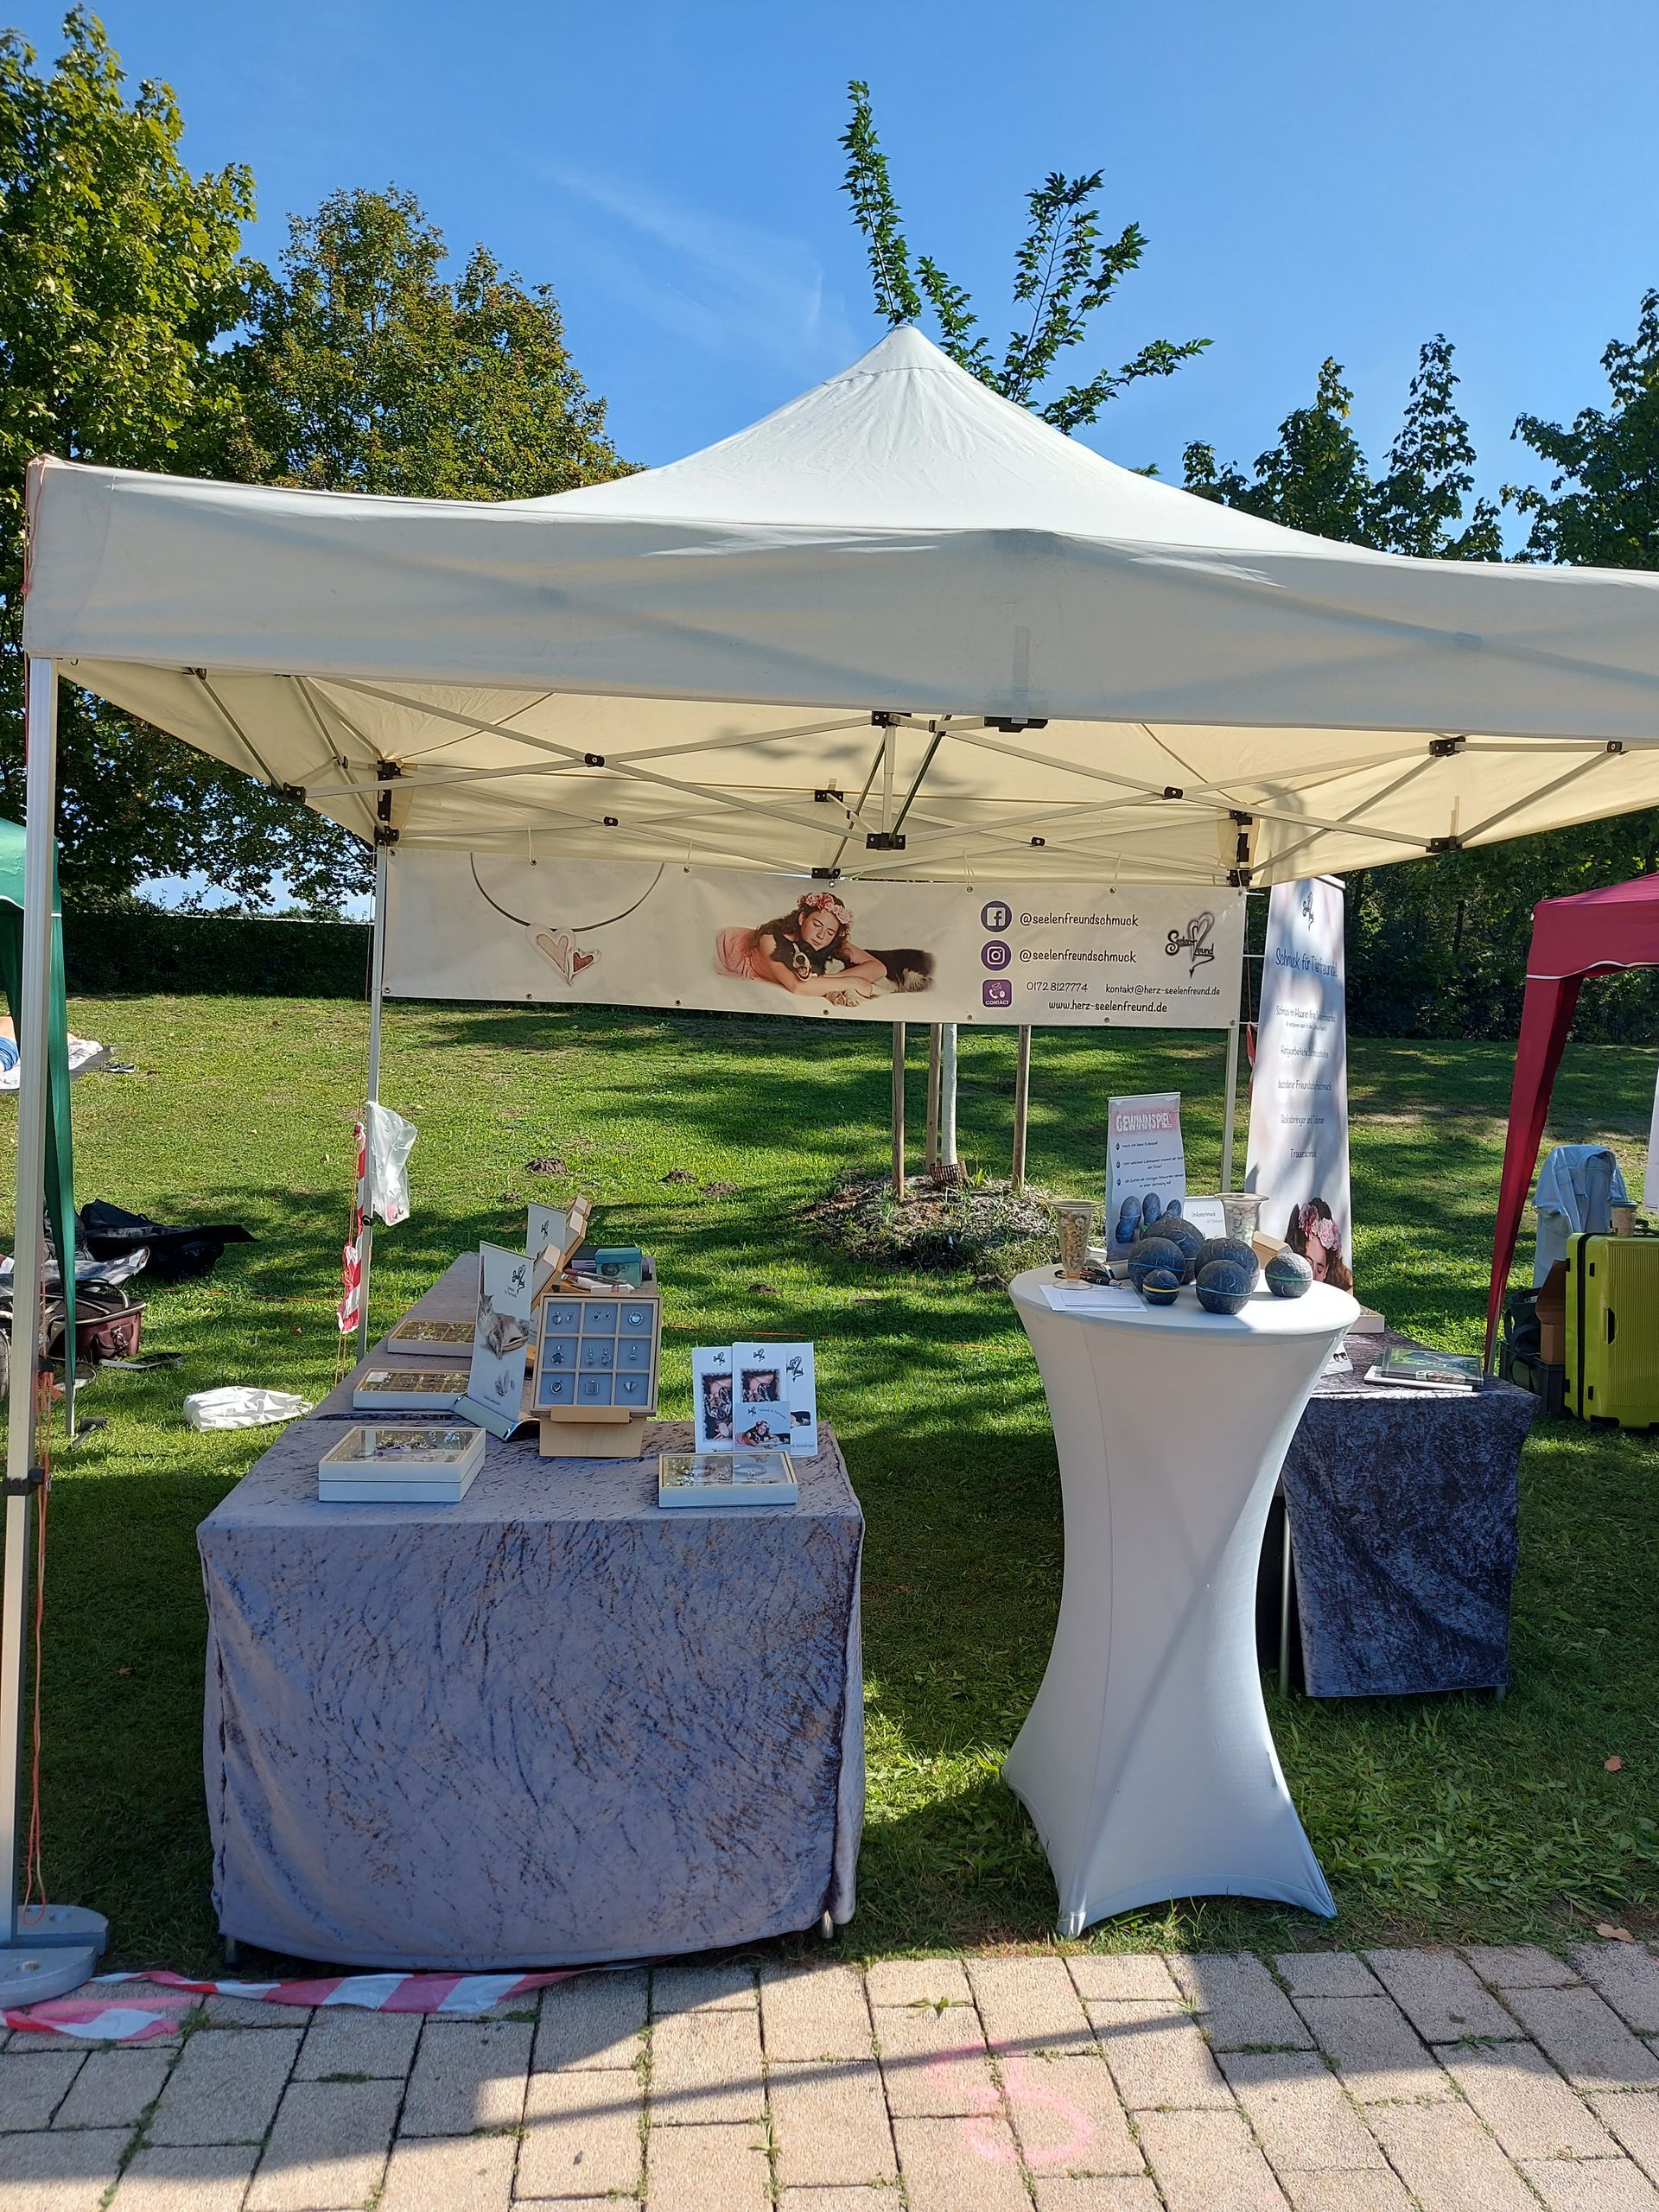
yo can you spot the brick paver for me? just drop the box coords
[113,2143,260,2211]
[643,2119,770,2209]
[1292,1993,1450,2102]
[1172,1952,1313,2050]
[518,2063,644,2198]
[1593,2090,1659,2182]
[0,2052,83,2132]
[380,2133,518,2212]
[246,2076,402,2210]
[967,1954,1096,2055]
[17,1943,1659,2212]
[294,2005,422,2081]
[1219,2049,1384,2171]
[1573,1944,1659,2035]
[1276,2173,1414,2211]
[533,1968,648,2074]
[1503,1982,1659,2092]
[893,2112,1034,2212]
[1442,2037,1617,2159]
[1522,2157,1659,2210]
[1001,2050,1143,2175]
[147,2029,302,2147]
[1363,1947,1522,2043]
[1068,1952,1182,2002]
[874,1997,997,2116]
[760,1961,873,2059]
[1088,1997,1232,2109]
[766,2058,896,2187]
[648,2004,766,2125]
[1275,1954,1382,2000]
[1135,2106,1291,2210]
[1464,1944,1580,1988]
[52,2050,169,2133]
[1031,2180,1163,2211]
[1367,2098,1539,2212]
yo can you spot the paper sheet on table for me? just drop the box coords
[1041,1281,1140,1313]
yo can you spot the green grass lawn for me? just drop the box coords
[4,993,1658,1970]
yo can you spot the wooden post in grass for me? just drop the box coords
[891,1022,906,1199]
[1012,1025,1032,1194]
[925,1025,942,1170]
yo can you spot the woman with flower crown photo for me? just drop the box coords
[1285,1196,1354,1293]
[715,889,934,1006]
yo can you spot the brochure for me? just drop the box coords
[1103,1092,1186,1256]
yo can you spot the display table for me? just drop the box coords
[1006,1267,1357,1934]
[198,1265,863,1969]
[1278,1338,1538,1697]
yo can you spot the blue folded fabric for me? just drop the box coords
[0,1037,20,1073]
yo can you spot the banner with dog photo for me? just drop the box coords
[385,853,1244,1031]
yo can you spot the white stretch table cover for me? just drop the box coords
[1006,1268,1358,1932]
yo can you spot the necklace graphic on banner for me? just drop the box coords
[468,860,665,986]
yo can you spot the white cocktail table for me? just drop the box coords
[1005,1265,1358,1934]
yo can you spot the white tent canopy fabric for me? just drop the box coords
[23,323,1659,887]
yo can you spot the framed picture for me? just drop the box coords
[691,1345,734,1446]
[694,1341,818,1456]
[455,1243,534,1435]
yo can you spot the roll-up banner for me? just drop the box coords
[1246,876,1354,1289]
[383,853,1245,1031]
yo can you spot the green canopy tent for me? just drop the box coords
[0,817,76,1387]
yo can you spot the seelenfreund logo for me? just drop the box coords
[1165,910,1217,977]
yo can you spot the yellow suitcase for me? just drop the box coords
[1564,1233,1659,1428]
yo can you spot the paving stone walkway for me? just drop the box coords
[6,1942,1659,2208]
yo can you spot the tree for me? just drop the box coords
[0,10,339,907]
[840,80,1208,433]
[1505,290,1659,568]
[1182,338,1502,558]
[227,187,626,499]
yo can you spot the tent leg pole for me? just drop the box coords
[356,845,389,1361]
[1279,1505,1294,1697]
[890,1023,906,1201]
[925,1026,941,1172]
[1012,1026,1032,1195]
[0,658,105,1998]
[1220,1018,1241,1192]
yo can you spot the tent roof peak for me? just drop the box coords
[528,322,1331,551]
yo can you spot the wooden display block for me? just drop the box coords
[537,1412,650,1460]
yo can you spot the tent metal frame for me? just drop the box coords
[0,658,107,2005]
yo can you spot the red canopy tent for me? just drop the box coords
[1484,872,1659,1358]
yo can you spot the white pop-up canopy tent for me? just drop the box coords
[23,323,1659,888]
[11,322,1659,1989]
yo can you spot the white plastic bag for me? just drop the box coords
[184,1387,313,1432]
[363,1101,417,1227]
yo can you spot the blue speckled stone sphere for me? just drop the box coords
[1196,1258,1254,1314]
[1139,1268,1181,1307]
[1127,1236,1186,1294]
[1141,1192,1162,1226]
[1196,1235,1261,1287]
[1265,1249,1314,1300]
[1141,1214,1205,1282]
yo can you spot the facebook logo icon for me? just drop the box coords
[982,978,1013,1007]
[981,900,1013,931]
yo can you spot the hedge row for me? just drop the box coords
[64,909,372,1000]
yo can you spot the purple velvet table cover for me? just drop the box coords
[199,1272,863,1968]
[1282,1338,1538,1698]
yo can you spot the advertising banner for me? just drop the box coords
[384,853,1245,1031]
[1246,877,1354,1289]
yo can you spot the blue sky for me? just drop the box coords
[11,0,1659,512]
